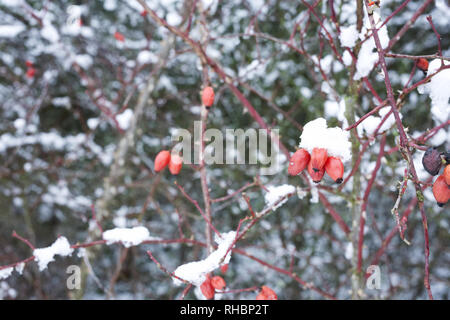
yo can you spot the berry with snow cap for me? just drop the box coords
[308,160,325,183]
[311,148,328,172]
[202,86,215,109]
[432,175,450,207]
[288,149,310,176]
[168,153,183,175]
[299,118,351,163]
[325,156,344,184]
[154,150,171,172]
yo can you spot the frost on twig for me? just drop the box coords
[173,231,236,286]
[33,237,74,271]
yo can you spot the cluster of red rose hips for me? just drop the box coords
[200,274,227,300]
[198,263,277,300]
[153,87,214,175]
[114,31,125,42]
[288,148,344,184]
[422,148,450,207]
[25,60,35,79]
[154,150,183,175]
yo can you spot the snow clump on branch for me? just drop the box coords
[264,184,296,211]
[173,231,236,286]
[102,226,152,248]
[33,237,74,271]
[298,118,351,162]
[417,59,450,124]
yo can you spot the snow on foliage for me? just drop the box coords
[417,59,450,124]
[264,184,296,211]
[356,107,401,136]
[173,231,236,286]
[137,50,158,65]
[0,25,25,38]
[102,226,151,248]
[33,237,74,271]
[354,10,390,80]
[299,118,351,162]
[339,25,359,48]
[15,262,25,275]
[0,267,13,280]
[116,109,134,131]
[324,99,346,123]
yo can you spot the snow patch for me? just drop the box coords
[264,184,296,210]
[324,99,346,122]
[173,231,236,286]
[0,25,25,38]
[0,267,13,280]
[102,226,151,248]
[356,107,400,136]
[116,109,134,131]
[15,263,25,275]
[299,118,351,162]
[41,23,60,43]
[354,11,389,80]
[137,50,157,65]
[339,25,359,48]
[33,237,74,271]
[342,50,353,66]
[417,59,450,124]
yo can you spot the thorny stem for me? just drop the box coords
[365,0,433,299]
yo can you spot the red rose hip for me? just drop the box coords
[325,156,344,184]
[432,175,450,207]
[417,58,429,72]
[308,160,325,183]
[168,154,183,175]
[444,165,450,186]
[310,148,328,172]
[200,278,215,300]
[258,286,277,300]
[154,150,171,172]
[202,86,215,108]
[211,276,226,290]
[288,148,310,176]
